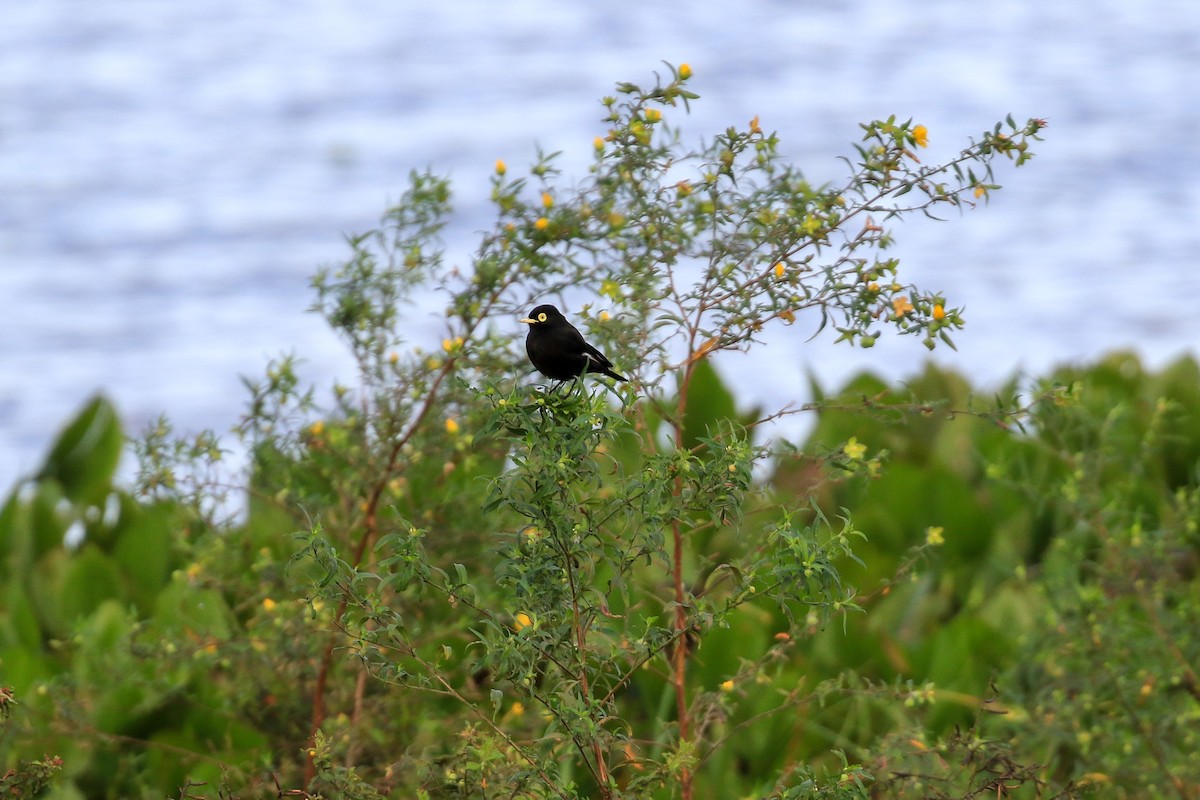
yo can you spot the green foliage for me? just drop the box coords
[786,354,1200,797]
[0,67,1073,800]
[0,685,63,798]
[1000,354,1200,795]
[242,66,1038,799]
[36,395,123,508]
[0,396,272,798]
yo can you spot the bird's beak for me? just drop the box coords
[519,317,536,324]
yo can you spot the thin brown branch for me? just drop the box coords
[304,280,515,782]
[671,341,701,800]
[558,514,611,795]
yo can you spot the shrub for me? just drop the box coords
[1,65,1050,799]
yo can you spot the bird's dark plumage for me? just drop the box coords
[520,304,627,382]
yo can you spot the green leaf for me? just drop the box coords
[38,394,123,507]
[0,646,56,699]
[59,546,125,623]
[30,478,68,557]
[112,496,178,611]
[2,580,42,651]
[151,581,234,641]
[0,489,30,572]
[682,359,737,451]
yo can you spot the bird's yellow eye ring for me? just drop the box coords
[537,312,547,322]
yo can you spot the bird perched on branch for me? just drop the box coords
[520,304,627,383]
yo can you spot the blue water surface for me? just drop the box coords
[2,1,1198,487]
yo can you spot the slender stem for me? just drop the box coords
[410,651,578,800]
[304,282,512,782]
[671,344,699,800]
[561,527,611,795]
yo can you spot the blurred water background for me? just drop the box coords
[2,1,1198,488]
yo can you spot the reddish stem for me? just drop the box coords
[671,354,698,800]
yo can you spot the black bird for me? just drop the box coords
[520,304,628,382]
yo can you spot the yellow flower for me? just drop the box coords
[867,282,880,293]
[892,295,914,317]
[644,108,662,123]
[912,124,928,148]
[925,526,945,546]
[719,680,735,692]
[262,597,277,612]
[308,420,325,437]
[509,701,525,716]
[514,612,533,632]
[541,191,554,209]
[974,185,988,199]
[494,159,507,175]
[598,310,611,322]
[593,136,605,151]
[534,217,549,231]
[679,63,692,80]
[843,437,867,461]
[779,309,796,324]
[749,115,761,134]
[445,417,460,435]
[932,304,946,321]
[773,262,785,279]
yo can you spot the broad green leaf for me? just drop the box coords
[681,358,737,451]
[2,580,42,651]
[0,646,57,697]
[112,496,177,611]
[151,580,234,641]
[75,598,135,673]
[0,489,30,572]
[31,478,68,557]
[38,394,123,507]
[59,546,125,623]
[25,547,68,638]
